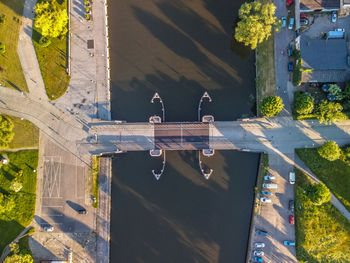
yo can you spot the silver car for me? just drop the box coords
[255,242,265,248]
[254,251,265,256]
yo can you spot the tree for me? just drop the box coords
[0,115,14,149]
[293,91,314,115]
[34,0,68,38]
[0,193,15,214]
[316,101,347,125]
[318,141,342,161]
[10,180,23,192]
[307,183,331,206]
[328,84,344,101]
[4,254,33,263]
[234,1,277,49]
[259,96,284,117]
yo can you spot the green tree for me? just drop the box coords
[0,193,15,214]
[10,180,23,192]
[293,91,314,115]
[0,115,14,149]
[34,0,68,38]
[307,183,331,206]
[318,141,342,161]
[316,101,347,125]
[234,1,277,49]
[259,96,284,117]
[328,84,344,101]
[4,254,33,263]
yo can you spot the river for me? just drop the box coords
[108,0,259,262]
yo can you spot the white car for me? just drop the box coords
[289,172,295,184]
[254,251,265,256]
[255,242,265,248]
[44,226,54,232]
[260,197,272,203]
[331,12,337,23]
[264,175,275,180]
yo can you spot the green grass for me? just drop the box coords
[0,0,28,92]
[0,150,38,252]
[294,169,350,263]
[5,116,39,150]
[257,153,268,192]
[32,0,70,100]
[296,148,350,212]
[91,155,99,208]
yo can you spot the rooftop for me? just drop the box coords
[300,0,340,10]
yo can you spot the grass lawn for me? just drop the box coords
[0,150,38,252]
[296,148,350,212]
[0,0,28,92]
[32,0,70,100]
[5,116,39,150]
[294,169,350,263]
[257,153,268,192]
[256,23,276,115]
[91,155,99,208]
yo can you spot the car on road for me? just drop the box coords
[286,0,293,7]
[254,257,263,262]
[256,229,268,236]
[288,61,293,71]
[78,208,87,214]
[254,251,264,256]
[289,200,295,212]
[260,197,272,203]
[264,175,275,180]
[300,19,309,26]
[289,215,295,225]
[263,183,278,189]
[332,11,337,23]
[262,190,272,196]
[44,226,54,232]
[255,242,265,248]
[281,16,287,27]
[289,171,295,184]
[287,45,293,56]
[288,18,294,29]
[284,240,296,246]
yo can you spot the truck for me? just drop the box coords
[263,183,278,189]
[327,30,344,39]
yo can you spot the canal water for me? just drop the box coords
[108,0,260,262]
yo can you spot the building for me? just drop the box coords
[300,0,340,12]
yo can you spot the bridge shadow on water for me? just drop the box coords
[110,150,259,263]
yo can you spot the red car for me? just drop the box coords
[289,215,295,225]
[300,13,308,19]
[286,0,294,7]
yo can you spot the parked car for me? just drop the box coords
[284,240,296,246]
[281,16,287,27]
[254,251,265,256]
[254,257,263,262]
[44,226,54,232]
[289,215,295,225]
[256,229,268,236]
[264,175,275,180]
[263,183,278,189]
[255,242,265,248]
[288,61,293,71]
[332,11,337,23]
[286,0,293,7]
[289,172,295,184]
[78,208,87,214]
[288,18,294,29]
[260,197,272,203]
[300,19,309,26]
[287,45,293,56]
[300,13,308,19]
[262,190,273,196]
[289,200,295,212]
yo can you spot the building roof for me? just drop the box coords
[301,36,347,70]
[300,0,340,10]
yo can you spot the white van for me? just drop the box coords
[289,172,295,184]
[263,183,278,189]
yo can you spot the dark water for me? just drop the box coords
[108,0,259,262]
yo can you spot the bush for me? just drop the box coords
[293,91,314,115]
[316,100,347,125]
[306,183,331,205]
[259,96,284,117]
[318,141,342,161]
[293,50,302,86]
[85,14,90,20]
[0,15,6,25]
[0,43,5,54]
[38,36,51,47]
[0,115,15,148]
[328,84,343,101]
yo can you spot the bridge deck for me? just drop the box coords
[154,122,209,150]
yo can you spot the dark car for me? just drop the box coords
[288,61,293,71]
[256,229,268,236]
[300,19,309,26]
[289,200,294,212]
[78,208,87,214]
[287,45,293,56]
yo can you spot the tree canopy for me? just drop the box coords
[34,0,68,38]
[4,254,33,263]
[0,115,14,149]
[307,183,331,206]
[235,1,277,49]
[293,91,314,115]
[316,101,347,125]
[318,141,342,161]
[259,96,284,117]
